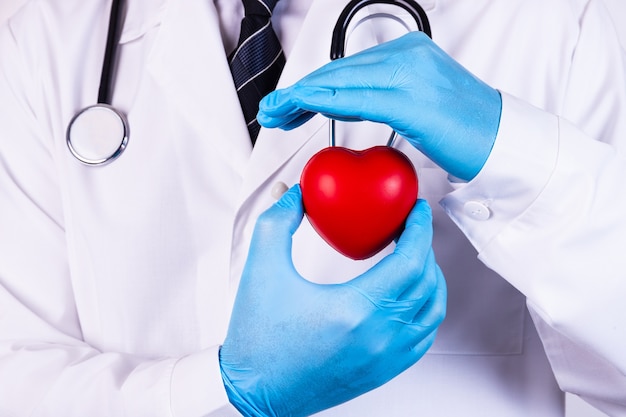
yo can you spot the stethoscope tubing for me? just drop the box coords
[66,0,129,166]
[331,0,431,60]
[99,0,126,105]
[328,0,431,147]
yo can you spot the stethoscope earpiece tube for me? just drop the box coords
[330,0,432,60]
[329,0,432,147]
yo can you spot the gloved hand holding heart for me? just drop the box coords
[220,185,446,417]
[300,145,418,260]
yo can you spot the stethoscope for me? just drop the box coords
[66,0,128,166]
[66,0,431,166]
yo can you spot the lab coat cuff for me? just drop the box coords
[439,92,559,252]
[170,345,240,417]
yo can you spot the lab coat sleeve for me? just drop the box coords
[0,22,235,417]
[442,95,626,413]
[440,1,626,412]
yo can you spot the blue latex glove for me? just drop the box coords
[258,32,502,181]
[220,185,446,417]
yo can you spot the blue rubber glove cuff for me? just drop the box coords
[220,354,267,417]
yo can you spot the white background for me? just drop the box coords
[0,1,624,416]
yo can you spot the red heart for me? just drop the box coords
[300,146,418,260]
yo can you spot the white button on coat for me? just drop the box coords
[463,201,491,220]
[271,181,289,199]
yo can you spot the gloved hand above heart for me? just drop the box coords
[220,185,447,417]
[258,31,502,182]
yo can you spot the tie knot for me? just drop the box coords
[243,0,279,17]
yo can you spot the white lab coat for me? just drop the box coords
[0,0,625,416]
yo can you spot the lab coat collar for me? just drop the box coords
[145,0,252,176]
[119,0,167,44]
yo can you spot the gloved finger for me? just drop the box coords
[409,328,438,358]
[348,199,434,301]
[408,263,446,328]
[388,263,444,362]
[287,85,406,127]
[388,204,441,310]
[395,249,438,303]
[274,111,317,131]
[390,267,446,363]
[295,58,389,90]
[258,87,313,129]
[258,89,366,130]
[393,199,434,263]
[369,250,443,325]
[247,184,304,270]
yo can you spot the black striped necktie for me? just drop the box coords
[228,0,286,144]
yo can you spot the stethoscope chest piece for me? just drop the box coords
[66,104,129,166]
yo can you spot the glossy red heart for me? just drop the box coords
[300,146,418,260]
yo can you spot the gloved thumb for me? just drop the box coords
[246,184,304,270]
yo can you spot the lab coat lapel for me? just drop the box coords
[146,0,251,175]
[143,0,438,204]
[239,0,351,202]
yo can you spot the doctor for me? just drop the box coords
[0,1,625,417]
